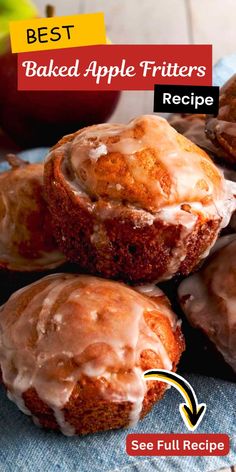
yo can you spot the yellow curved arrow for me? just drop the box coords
[144,369,206,431]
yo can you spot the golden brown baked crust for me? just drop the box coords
[206,74,236,164]
[44,115,235,283]
[0,156,65,271]
[169,113,227,160]
[178,234,236,373]
[0,274,184,435]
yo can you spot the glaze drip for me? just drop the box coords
[49,115,236,240]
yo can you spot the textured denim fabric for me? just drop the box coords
[0,374,235,472]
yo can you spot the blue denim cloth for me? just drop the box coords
[1,58,236,472]
[0,375,235,472]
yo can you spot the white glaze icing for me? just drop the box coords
[123,367,146,428]
[89,144,108,162]
[68,115,225,211]
[178,236,236,372]
[217,168,236,232]
[52,407,75,436]
[116,184,123,191]
[45,115,236,280]
[64,116,235,229]
[135,284,163,298]
[0,274,179,434]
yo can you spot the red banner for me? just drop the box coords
[17,44,212,91]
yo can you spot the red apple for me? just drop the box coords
[0,5,120,148]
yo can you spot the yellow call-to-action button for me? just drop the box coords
[9,12,107,53]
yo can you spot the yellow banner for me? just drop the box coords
[10,12,107,53]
